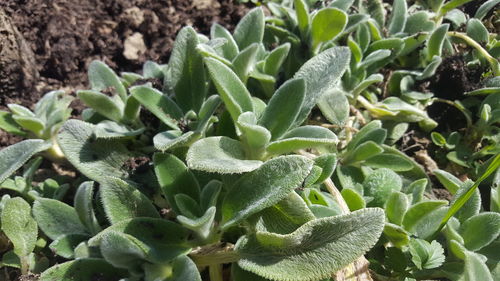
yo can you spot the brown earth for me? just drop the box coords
[0,0,250,148]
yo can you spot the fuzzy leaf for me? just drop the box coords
[130,85,182,130]
[264,43,290,77]
[266,126,337,155]
[387,0,407,34]
[343,141,383,164]
[211,23,239,60]
[153,131,199,152]
[0,111,26,136]
[402,200,448,239]
[475,0,500,20]
[100,178,160,224]
[154,153,201,214]
[460,212,500,251]
[236,208,385,281]
[317,89,350,126]
[363,168,402,207]
[463,251,494,281]
[94,121,145,139]
[77,90,123,122]
[88,60,127,101]
[233,8,265,50]
[74,181,101,235]
[0,139,50,183]
[293,47,350,127]
[385,191,409,225]
[49,234,89,259]
[466,18,489,43]
[237,112,271,152]
[57,120,132,182]
[168,26,207,113]
[365,153,414,171]
[33,198,88,240]
[222,155,313,229]
[311,8,347,49]
[100,231,148,269]
[294,0,310,40]
[40,258,127,281]
[1,197,37,257]
[187,136,262,174]
[427,24,449,60]
[341,188,366,211]
[233,43,261,83]
[314,153,337,183]
[259,79,306,140]
[205,58,254,121]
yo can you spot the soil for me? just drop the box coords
[0,0,249,148]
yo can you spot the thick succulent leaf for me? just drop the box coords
[259,79,305,140]
[49,234,89,259]
[294,0,310,40]
[74,181,101,235]
[187,136,262,174]
[57,119,132,182]
[169,28,207,112]
[233,7,265,50]
[130,85,182,130]
[402,200,448,239]
[459,212,500,251]
[236,208,385,281]
[255,192,315,235]
[88,218,190,263]
[100,178,160,224]
[1,197,37,257]
[311,8,347,50]
[88,60,127,101]
[266,126,337,155]
[0,139,50,183]
[409,239,445,270]
[154,153,201,214]
[205,58,254,121]
[222,155,313,229]
[211,23,238,60]
[387,0,407,34]
[33,198,89,240]
[317,89,350,126]
[293,47,350,127]
[40,258,127,281]
[77,90,124,122]
[175,194,202,219]
[363,168,402,207]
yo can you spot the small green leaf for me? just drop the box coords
[317,89,350,126]
[77,90,124,122]
[100,178,160,224]
[475,0,500,20]
[233,8,265,50]
[427,24,450,60]
[100,231,147,269]
[168,26,207,113]
[365,154,414,172]
[57,120,132,182]
[12,115,45,134]
[145,256,202,281]
[205,58,254,122]
[0,139,50,183]
[294,0,310,40]
[343,141,384,164]
[0,111,26,136]
[341,188,366,211]
[266,126,338,155]
[222,155,313,229]
[385,191,409,225]
[187,136,262,174]
[74,181,101,235]
[460,212,500,251]
[7,104,35,117]
[94,121,145,139]
[440,0,475,16]
[88,61,127,101]
[259,79,305,140]
[383,223,410,247]
[1,197,37,257]
[153,153,201,215]
[236,208,385,281]
[363,168,402,207]
[347,120,386,150]
[463,251,494,281]
[466,18,489,44]
[211,23,239,60]
[177,206,216,240]
[311,8,347,50]
[409,239,445,270]
[293,47,350,127]
[40,258,127,281]
[387,0,407,34]
[237,112,271,153]
[33,198,88,240]
[233,43,261,83]
[403,200,448,239]
[130,85,182,130]
[314,153,337,183]
[49,234,89,259]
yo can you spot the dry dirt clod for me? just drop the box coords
[123,32,146,60]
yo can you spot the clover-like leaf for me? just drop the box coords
[236,208,385,281]
[33,198,89,240]
[57,120,132,182]
[1,197,37,257]
[222,155,313,229]
[187,136,263,174]
[0,139,50,183]
[409,239,445,270]
[100,178,160,224]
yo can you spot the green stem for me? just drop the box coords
[209,264,224,281]
[190,243,240,267]
[447,31,500,76]
[20,255,29,275]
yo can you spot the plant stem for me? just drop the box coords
[209,264,224,281]
[447,31,500,76]
[190,243,240,268]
